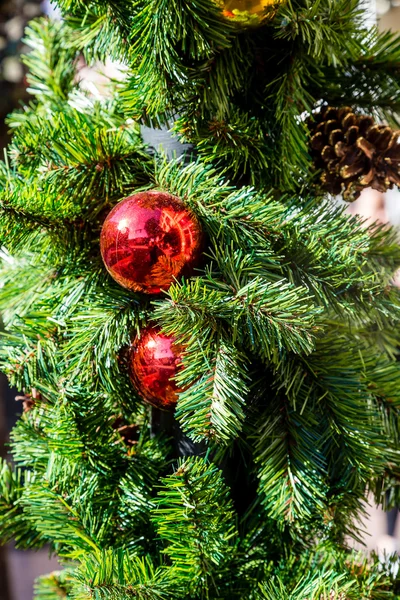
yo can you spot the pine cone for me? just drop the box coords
[15,388,41,412]
[309,106,400,200]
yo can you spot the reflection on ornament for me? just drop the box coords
[100,191,203,294]
[129,326,184,410]
[219,0,284,27]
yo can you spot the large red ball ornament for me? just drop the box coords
[100,191,203,294]
[129,326,184,410]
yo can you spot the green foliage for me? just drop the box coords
[254,549,400,600]
[2,1,400,598]
[0,460,41,548]
[151,457,237,596]
[174,111,271,185]
[273,0,363,67]
[61,275,146,396]
[317,27,400,127]
[4,397,170,555]
[153,298,250,444]
[5,105,151,223]
[22,19,77,102]
[34,570,73,600]
[257,573,354,600]
[254,397,327,527]
[121,0,234,120]
[71,550,176,600]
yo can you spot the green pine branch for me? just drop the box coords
[61,274,146,396]
[154,295,250,444]
[151,457,238,596]
[174,110,271,185]
[273,0,362,67]
[22,19,78,102]
[121,0,234,120]
[34,570,73,600]
[0,460,42,549]
[313,28,400,125]
[6,107,151,223]
[71,550,177,600]
[253,396,327,527]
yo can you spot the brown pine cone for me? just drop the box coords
[309,106,400,200]
[15,388,42,412]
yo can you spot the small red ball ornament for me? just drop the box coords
[100,191,203,294]
[129,326,184,410]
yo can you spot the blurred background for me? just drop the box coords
[1,1,400,599]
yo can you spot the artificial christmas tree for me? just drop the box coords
[2,1,400,599]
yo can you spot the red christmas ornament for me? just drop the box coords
[100,191,203,294]
[129,326,184,410]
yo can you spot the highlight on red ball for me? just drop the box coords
[129,326,184,410]
[100,190,203,294]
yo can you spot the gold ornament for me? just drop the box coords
[217,0,284,28]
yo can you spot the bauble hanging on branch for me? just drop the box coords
[216,0,285,28]
[309,106,400,201]
[100,191,203,294]
[129,326,184,411]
